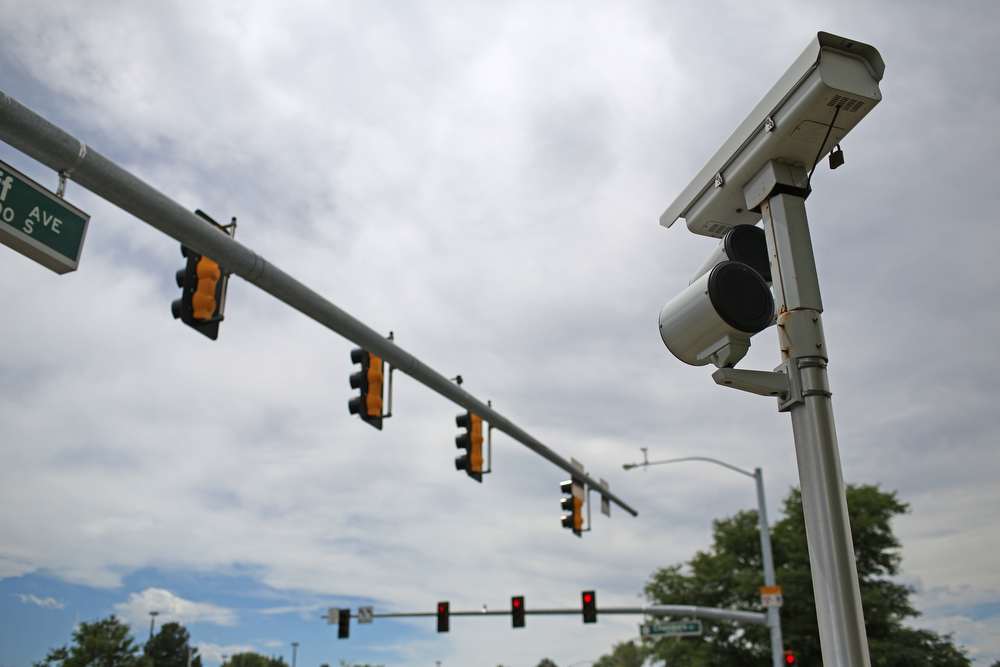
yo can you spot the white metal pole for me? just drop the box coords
[622,457,783,663]
[759,183,870,667]
[755,467,784,667]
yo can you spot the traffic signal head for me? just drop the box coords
[582,590,597,623]
[560,479,584,536]
[171,244,228,340]
[783,650,796,665]
[437,601,449,633]
[511,596,525,628]
[170,211,233,340]
[337,608,350,639]
[455,412,483,482]
[348,348,383,430]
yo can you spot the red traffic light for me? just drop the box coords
[511,595,525,628]
[784,650,797,665]
[437,601,449,633]
[582,590,597,623]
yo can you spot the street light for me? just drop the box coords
[624,452,784,667]
[148,611,159,641]
[290,642,298,667]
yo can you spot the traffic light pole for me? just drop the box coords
[622,456,783,667]
[715,162,871,667]
[0,90,637,518]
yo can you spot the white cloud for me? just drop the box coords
[113,589,238,628]
[11,594,66,609]
[0,1,998,666]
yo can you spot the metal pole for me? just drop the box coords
[290,642,298,667]
[755,467,784,667]
[621,456,784,663]
[0,90,637,518]
[759,180,870,667]
[350,604,767,626]
[148,610,159,641]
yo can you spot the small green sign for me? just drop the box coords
[0,158,90,274]
[640,620,703,637]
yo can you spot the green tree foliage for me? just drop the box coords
[534,660,558,667]
[221,654,287,667]
[144,622,202,667]
[595,485,970,667]
[34,615,147,667]
[592,640,647,667]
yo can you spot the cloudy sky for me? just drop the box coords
[1,1,998,666]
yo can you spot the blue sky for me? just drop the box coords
[1,1,999,666]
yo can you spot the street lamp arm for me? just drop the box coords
[623,456,754,478]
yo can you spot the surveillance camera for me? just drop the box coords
[660,32,884,238]
[658,260,774,368]
[688,224,771,285]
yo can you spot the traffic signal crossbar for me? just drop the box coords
[0,91,639,520]
[328,605,767,624]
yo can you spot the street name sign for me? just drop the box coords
[639,620,703,637]
[760,585,783,608]
[0,159,90,274]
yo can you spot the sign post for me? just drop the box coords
[0,159,89,274]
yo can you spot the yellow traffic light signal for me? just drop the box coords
[455,412,483,482]
[561,479,584,535]
[170,211,233,340]
[349,348,384,430]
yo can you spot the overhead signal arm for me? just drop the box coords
[0,91,638,522]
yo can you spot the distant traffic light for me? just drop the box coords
[455,412,483,482]
[511,596,525,628]
[437,601,449,633]
[349,348,384,429]
[783,650,797,665]
[170,211,233,340]
[337,608,350,639]
[560,479,584,536]
[582,590,597,623]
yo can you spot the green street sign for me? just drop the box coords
[639,620,703,637]
[0,158,90,274]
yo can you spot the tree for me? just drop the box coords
[144,622,202,667]
[534,660,558,667]
[592,640,647,667]
[604,485,969,667]
[34,615,147,667]
[221,654,287,667]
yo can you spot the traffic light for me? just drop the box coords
[455,412,483,482]
[560,479,584,536]
[783,650,797,665]
[511,596,525,628]
[582,590,597,623]
[348,348,383,429]
[170,211,232,340]
[437,601,449,633]
[337,608,350,639]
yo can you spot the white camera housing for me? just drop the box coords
[689,224,771,285]
[658,260,774,368]
[660,32,884,238]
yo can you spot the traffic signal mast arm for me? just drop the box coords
[325,604,766,626]
[0,91,638,519]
